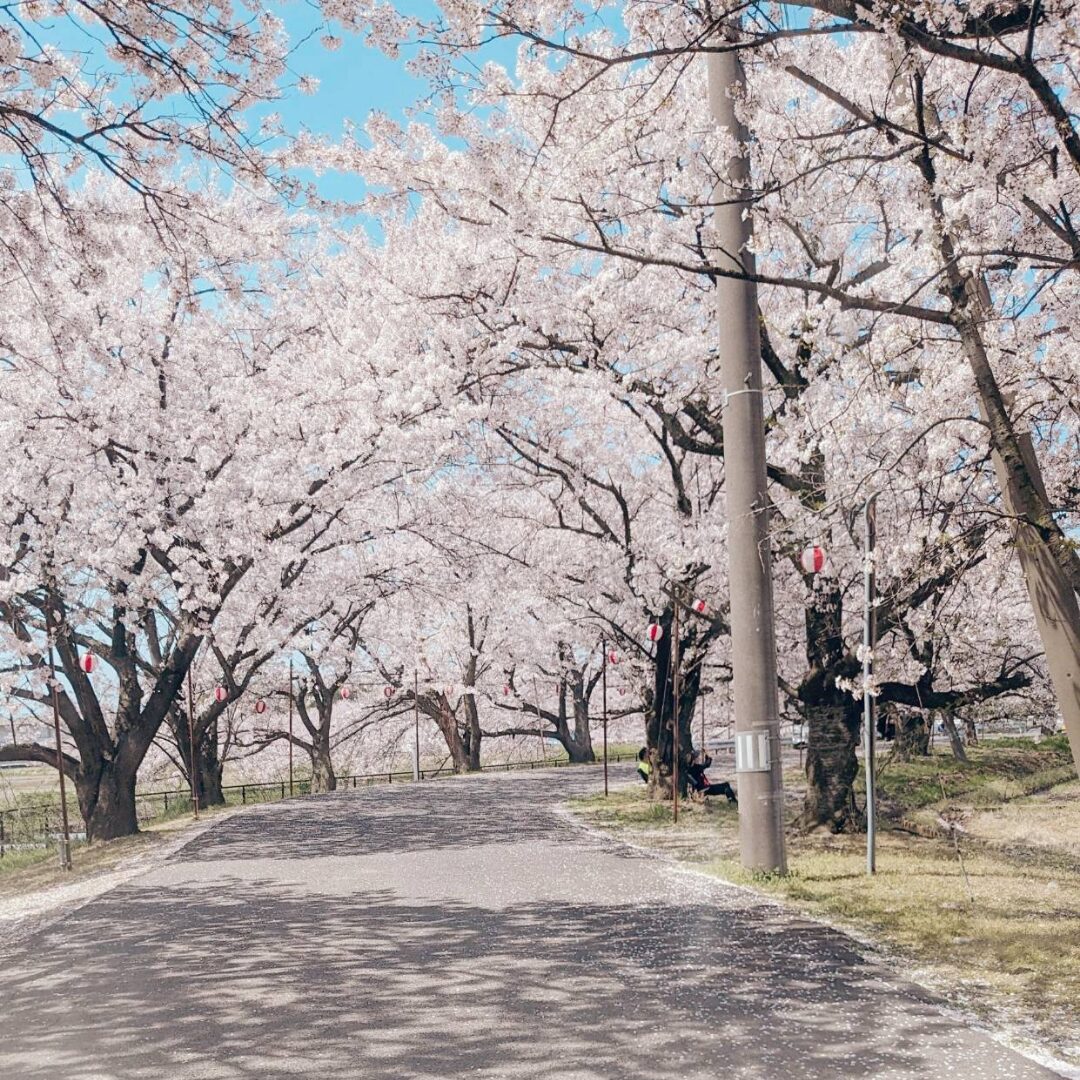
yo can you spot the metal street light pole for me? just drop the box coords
[707,46,787,873]
[601,638,609,797]
[288,657,294,797]
[413,667,421,782]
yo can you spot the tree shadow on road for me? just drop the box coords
[0,772,1050,1079]
[178,770,639,861]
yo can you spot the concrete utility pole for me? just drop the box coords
[288,658,295,797]
[863,496,878,875]
[707,47,787,873]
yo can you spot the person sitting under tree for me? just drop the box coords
[636,747,651,785]
[687,751,737,805]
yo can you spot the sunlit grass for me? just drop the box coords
[0,846,68,875]
[866,736,1074,817]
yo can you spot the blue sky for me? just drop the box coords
[271,3,811,205]
[272,9,431,205]
[13,2,811,209]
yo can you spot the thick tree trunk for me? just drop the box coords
[310,742,337,793]
[168,706,224,806]
[460,726,481,771]
[460,694,483,771]
[77,763,139,842]
[989,428,1080,767]
[549,716,595,762]
[440,716,471,772]
[921,159,1080,769]
[563,703,595,763]
[547,674,595,762]
[798,580,861,831]
[195,722,225,807]
[454,609,485,773]
[895,710,931,760]
[424,693,481,773]
[447,742,471,772]
[800,703,861,832]
[645,607,694,799]
[964,716,979,745]
[569,678,596,762]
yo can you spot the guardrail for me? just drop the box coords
[1,751,639,857]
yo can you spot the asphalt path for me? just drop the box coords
[0,766,1061,1079]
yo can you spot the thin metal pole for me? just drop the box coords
[699,669,706,751]
[601,639,609,797]
[707,47,786,873]
[413,667,421,782]
[187,666,200,819]
[672,591,681,824]
[288,658,294,797]
[532,676,544,763]
[49,648,72,871]
[864,495,878,874]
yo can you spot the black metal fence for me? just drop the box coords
[0,751,638,858]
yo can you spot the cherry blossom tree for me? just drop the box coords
[0,186,447,838]
[338,0,1080,785]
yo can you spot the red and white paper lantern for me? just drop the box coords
[646,622,663,643]
[691,598,707,615]
[340,686,351,700]
[608,651,618,665]
[254,699,267,715]
[80,653,95,674]
[503,684,511,696]
[383,686,395,699]
[800,545,826,574]
[214,686,227,703]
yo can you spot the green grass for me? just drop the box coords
[864,737,1075,824]
[0,845,73,875]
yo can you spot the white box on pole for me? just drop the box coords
[735,730,771,773]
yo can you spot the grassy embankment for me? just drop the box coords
[568,736,1080,1066]
[0,800,238,904]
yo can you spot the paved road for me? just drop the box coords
[0,767,1060,1079]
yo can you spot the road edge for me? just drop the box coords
[557,800,1078,1080]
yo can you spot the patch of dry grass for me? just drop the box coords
[0,832,154,897]
[0,765,60,806]
[0,802,233,900]
[963,779,1080,861]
